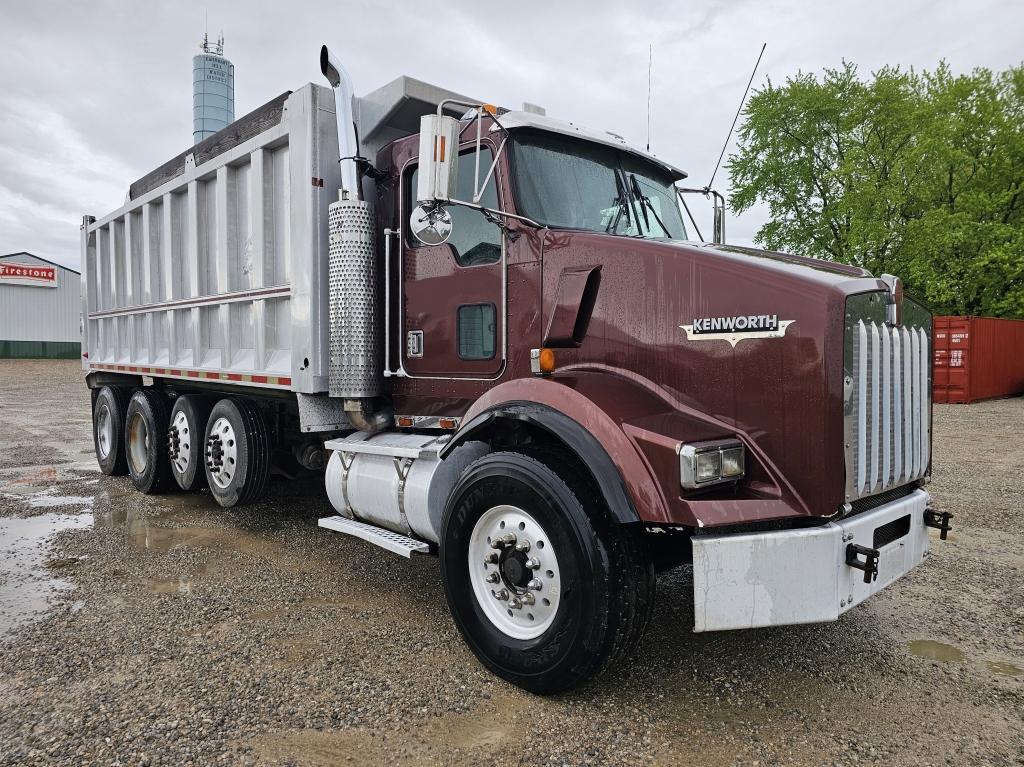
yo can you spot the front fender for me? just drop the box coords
[447,372,677,524]
[449,371,810,529]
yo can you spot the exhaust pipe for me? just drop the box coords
[320,45,389,433]
[320,45,361,200]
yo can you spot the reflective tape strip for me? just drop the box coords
[87,362,291,388]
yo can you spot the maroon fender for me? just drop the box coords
[454,371,813,529]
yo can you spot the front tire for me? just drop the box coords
[440,451,654,694]
[125,389,174,494]
[203,398,270,508]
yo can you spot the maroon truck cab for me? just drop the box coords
[377,118,932,531]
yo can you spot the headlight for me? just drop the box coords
[679,439,746,489]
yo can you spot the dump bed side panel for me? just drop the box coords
[81,84,340,393]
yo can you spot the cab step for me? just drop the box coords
[318,515,430,558]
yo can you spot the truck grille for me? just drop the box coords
[844,293,931,502]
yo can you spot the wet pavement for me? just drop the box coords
[0,512,92,640]
[0,359,1022,766]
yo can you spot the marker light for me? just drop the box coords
[530,348,556,375]
[679,439,746,489]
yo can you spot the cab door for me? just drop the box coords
[400,146,505,378]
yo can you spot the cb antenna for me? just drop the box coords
[646,43,653,152]
[707,42,766,189]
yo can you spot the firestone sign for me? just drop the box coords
[0,263,58,288]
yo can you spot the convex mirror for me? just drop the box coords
[410,203,453,246]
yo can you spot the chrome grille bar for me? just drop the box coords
[846,316,930,502]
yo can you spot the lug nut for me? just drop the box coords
[509,596,523,609]
[493,589,509,601]
[514,540,531,553]
[485,552,499,564]
[489,532,517,549]
[520,592,535,605]
[526,578,542,591]
[525,557,541,570]
[485,572,500,584]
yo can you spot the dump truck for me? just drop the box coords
[80,45,951,693]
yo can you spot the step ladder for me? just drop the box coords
[318,515,431,558]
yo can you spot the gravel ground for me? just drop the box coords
[0,359,1021,766]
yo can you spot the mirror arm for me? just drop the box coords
[441,198,542,230]
[675,188,705,242]
[473,137,508,204]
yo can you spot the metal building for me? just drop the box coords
[0,252,81,358]
[193,33,235,143]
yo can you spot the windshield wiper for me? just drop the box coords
[606,171,632,234]
[629,173,672,238]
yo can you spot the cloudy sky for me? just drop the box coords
[1,0,1021,271]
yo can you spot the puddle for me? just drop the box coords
[145,576,196,594]
[0,513,93,640]
[985,660,1022,677]
[28,494,95,509]
[124,518,278,556]
[909,639,965,662]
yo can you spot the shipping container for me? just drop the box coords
[932,316,1024,403]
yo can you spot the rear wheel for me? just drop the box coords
[168,395,212,491]
[440,451,654,694]
[203,398,270,508]
[125,389,174,494]
[92,386,131,476]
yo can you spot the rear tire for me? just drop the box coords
[168,395,212,491]
[203,398,270,508]
[440,451,655,694]
[125,389,175,494]
[92,386,131,476]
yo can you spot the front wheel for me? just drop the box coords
[440,451,654,694]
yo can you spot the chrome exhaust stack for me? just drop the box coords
[320,45,361,200]
[321,45,388,431]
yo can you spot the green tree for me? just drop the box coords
[728,61,1024,317]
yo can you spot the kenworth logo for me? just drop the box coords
[692,314,779,334]
[680,314,793,347]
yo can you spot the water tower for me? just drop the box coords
[193,33,234,143]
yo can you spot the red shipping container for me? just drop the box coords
[932,316,1024,403]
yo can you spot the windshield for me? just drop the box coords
[511,129,688,240]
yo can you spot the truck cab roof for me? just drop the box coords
[492,111,688,181]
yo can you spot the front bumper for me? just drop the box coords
[692,489,931,632]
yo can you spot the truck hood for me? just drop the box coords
[540,232,889,526]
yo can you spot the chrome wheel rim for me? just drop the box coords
[95,404,113,459]
[126,411,150,475]
[468,505,561,640]
[206,417,238,490]
[168,410,192,476]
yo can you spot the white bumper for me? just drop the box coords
[692,489,931,632]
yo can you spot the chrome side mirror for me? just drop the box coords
[416,114,460,203]
[410,203,453,246]
[712,193,726,245]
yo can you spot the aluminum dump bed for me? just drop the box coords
[81,84,340,393]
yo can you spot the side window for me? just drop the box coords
[409,149,502,266]
[457,303,496,360]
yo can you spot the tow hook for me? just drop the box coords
[846,543,880,584]
[924,508,954,540]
